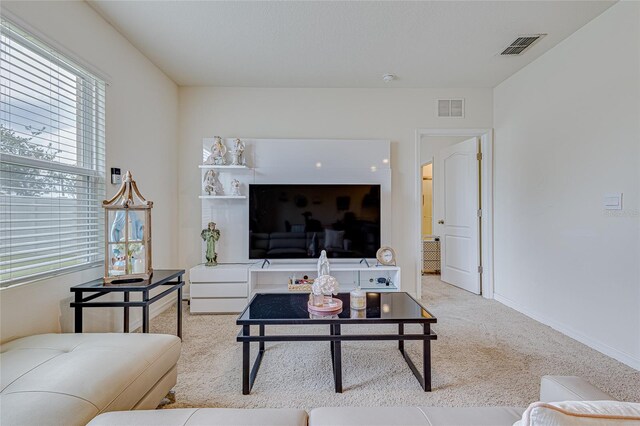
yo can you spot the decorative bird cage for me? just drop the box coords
[103,171,153,283]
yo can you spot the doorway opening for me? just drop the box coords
[421,163,433,236]
[414,129,493,300]
[421,163,441,277]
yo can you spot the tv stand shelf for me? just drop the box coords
[189,261,401,314]
[251,263,398,272]
[249,261,400,295]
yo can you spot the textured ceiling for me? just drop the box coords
[89,1,615,88]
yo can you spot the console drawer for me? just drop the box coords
[190,297,247,314]
[190,267,248,283]
[190,282,248,298]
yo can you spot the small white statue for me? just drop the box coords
[203,170,223,195]
[312,251,339,297]
[231,138,245,166]
[317,250,330,276]
[211,136,227,165]
[230,179,241,196]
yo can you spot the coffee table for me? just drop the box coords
[236,292,437,394]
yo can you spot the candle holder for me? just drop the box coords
[350,286,366,310]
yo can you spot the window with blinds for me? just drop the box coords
[0,17,105,287]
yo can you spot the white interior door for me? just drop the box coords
[434,137,480,294]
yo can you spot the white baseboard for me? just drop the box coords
[494,293,640,371]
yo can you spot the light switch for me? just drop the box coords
[603,193,622,210]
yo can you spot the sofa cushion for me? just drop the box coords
[1,333,181,426]
[422,407,525,425]
[309,406,525,426]
[515,401,640,426]
[87,408,308,426]
[540,376,615,402]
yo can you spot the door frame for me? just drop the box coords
[414,128,494,299]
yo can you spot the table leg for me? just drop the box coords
[259,324,265,351]
[423,323,432,392]
[334,324,342,393]
[177,285,183,339]
[330,325,335,373]
[399,322,434,392]
[123,292,130,333]
[74,292,83,333]
[398,323,404,352]
[142,290,150,333]
[242,325,250,395]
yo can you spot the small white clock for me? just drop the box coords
[376,246,396,266]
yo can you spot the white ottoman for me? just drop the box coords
[1,333,181,426]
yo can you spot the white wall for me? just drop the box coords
[1,1,179,342]
[493,2,640,369]
[179,88,493,296]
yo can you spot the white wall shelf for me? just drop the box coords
[199,195,247,199]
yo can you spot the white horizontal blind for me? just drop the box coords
[0,17,105,287]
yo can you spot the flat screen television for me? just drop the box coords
[249,184,381,259]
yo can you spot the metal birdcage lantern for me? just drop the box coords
[103,171,153,283]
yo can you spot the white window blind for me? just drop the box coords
[0,17,105,287]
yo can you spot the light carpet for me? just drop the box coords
[151,276,639,410]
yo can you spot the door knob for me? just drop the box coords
[438,220,445,224]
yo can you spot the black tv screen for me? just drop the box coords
[249,184,381,259]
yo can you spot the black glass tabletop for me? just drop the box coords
[70,269,185,291]
[237,292,436,325]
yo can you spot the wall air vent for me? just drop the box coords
[500,34,546,56]
[438,99,464,118]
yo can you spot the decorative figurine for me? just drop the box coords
[203,148,214,165]
[110,210,144,242]
[230,179,241,196]
[203,169,223,195]
[311,250,340,307]
[201,222,221,266]
[211,136,227,165]
[231,138,245,166]
[317,250,330,276]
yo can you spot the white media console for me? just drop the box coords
[190,138,396,313]
[189,262,401,314]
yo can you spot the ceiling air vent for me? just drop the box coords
[438,99,464,118]
[500,34,546,56]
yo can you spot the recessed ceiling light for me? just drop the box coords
[382,74,396,83]
[315,162,322,168]
[382,158,389,164]
[370,166,377,172]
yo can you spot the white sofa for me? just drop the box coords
[310,376,620,426]
[0,333,181,426]
[87,376,635,426]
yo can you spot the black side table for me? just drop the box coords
[70,269,185,338]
